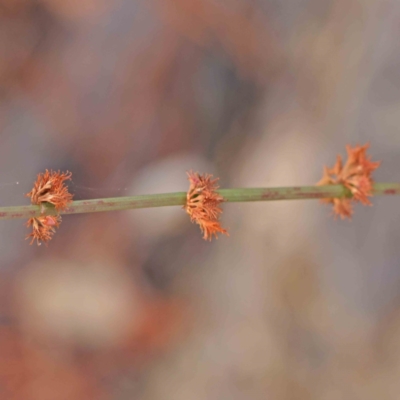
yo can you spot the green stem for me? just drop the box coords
[0,183,398,220]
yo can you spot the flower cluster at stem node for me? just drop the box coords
[184,171,228,240]
[317,143,380,219]
[26,170,73,245]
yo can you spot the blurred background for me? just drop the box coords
[0,0,399,399]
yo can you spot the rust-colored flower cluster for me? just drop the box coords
[184,171,228,240]
[16,145,385,245]
[26,170,73,245]
[317,143,380,219]
[27,170,73,212]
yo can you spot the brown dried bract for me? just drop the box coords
[184,171,228,240]
[27,170,73,211]
[26,215,62,246]
[317,143,380,219]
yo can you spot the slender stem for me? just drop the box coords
[0,183,398,220]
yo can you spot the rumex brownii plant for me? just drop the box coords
[0,143,398,246]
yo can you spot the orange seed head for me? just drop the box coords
[26,169,73,211]
[317,143,380,219]
[184,171,228,240]
[26,170,73,245]
[26,215,62,246]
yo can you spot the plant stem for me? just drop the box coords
[0,183,398,220]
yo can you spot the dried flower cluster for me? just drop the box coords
[184,171,228,240]
[26,215,62,245]
[11,145,387,246]
[26,170,73,245]
[27,170,73,211]
[317,143,380,219]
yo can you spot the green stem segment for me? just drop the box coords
[0,183,398,220]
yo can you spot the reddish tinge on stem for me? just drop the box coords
[184,171,228,240]
[317,143,380,219]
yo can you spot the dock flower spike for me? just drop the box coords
[317,143,380,219]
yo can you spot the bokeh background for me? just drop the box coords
[0,0,399,399]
